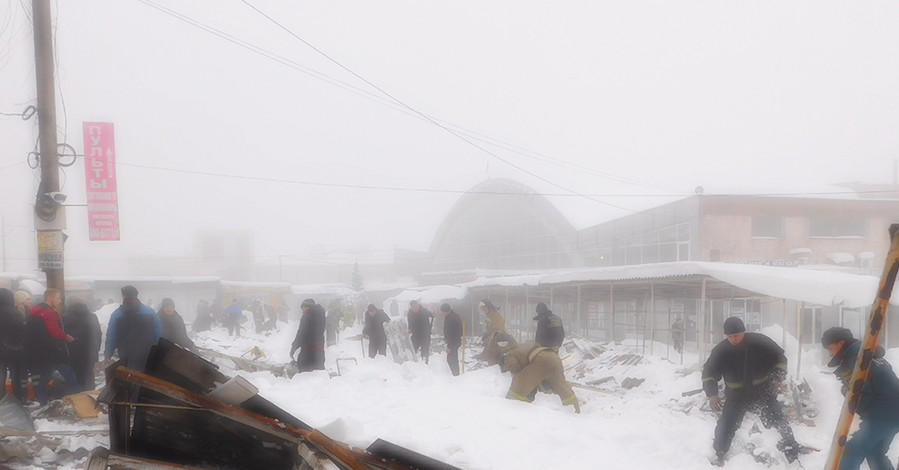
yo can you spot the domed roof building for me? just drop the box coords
[425,178,583,273]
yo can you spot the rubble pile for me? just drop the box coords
[95,338,461,470]
[0,394,107,469]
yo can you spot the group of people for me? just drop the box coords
[218,297,286,337]
[329,299,899,468]
[358,300,465,375]
[352,298,577,412]
[0,284,205,407]
[702,316,899,469]
[0,288,98,406]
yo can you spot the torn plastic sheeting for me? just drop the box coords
[0,394,35,434]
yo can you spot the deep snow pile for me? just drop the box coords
[185,320,896,469]
[18,313,899,469]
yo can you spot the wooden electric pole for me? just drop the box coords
[32,0,65,296]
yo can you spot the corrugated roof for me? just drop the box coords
[460,261,895,308]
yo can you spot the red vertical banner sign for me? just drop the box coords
[82,122,120,241]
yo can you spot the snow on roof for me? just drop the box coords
[221,280,291,288]
[461,261,893,308]
[825,252,855,264]
[18,279,45,295]
[389,285,469,305]
[363,280,417,292]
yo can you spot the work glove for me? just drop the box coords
[709,395,723,413]
[573,400,581,414]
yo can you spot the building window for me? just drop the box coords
[659,243,678,262]
[678,243,690,261]
[751,216,784,239]
[611,222,692,266]
[809,218,867,238]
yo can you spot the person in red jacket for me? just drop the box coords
[25,288,81,405]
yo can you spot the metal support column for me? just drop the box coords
[699,278,707,360]
[577,284,582,338]
[650,281,655,356]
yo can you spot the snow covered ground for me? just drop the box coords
[16,308,899,469]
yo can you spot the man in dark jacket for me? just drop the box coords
[25,288,80,405]
[533,302,564,352]
[192,300,212,332]
[363,304,390,358]
[672,316,685,354]
[407,300,435,364]
[702,316,799,464]
[104,285,163,372]
[822,327,899,470]
[441,303,463,376]
[0,288,26,400]
[62,299,102,391]
[157,298,197,352]
[290,299,326,372]
[325,304,342,346]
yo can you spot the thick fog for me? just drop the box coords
[1,1,898,278]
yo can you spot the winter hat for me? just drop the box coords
[822,327,854,347]
[121,285,139,299]
[161,298,175,309]
[722,317,745,335]
[536,303,550,315]
[367,303,377,312]
[14,290,30,307]
[479,299,497,310]
[301,298,316,309]
[409,300,420,307]
[440,303,452,312]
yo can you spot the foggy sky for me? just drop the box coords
[1,1,898,277]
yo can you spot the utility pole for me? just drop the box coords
[32,0,65,296]
[1,212,6,272]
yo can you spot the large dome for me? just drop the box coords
[426,178,582,271]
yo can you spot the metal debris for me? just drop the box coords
[99,338,461,470]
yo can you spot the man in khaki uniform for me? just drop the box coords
[479,299,506,366]
[500,342,580,413]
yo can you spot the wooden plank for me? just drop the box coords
[826,224,899,470]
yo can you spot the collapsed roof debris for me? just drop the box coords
[0,395,34,435]
[98,338,461,470]
[0,393,108,468]
[197,346,299,378]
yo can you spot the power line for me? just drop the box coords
[0,160,25,170]
[240,0,633,213]
[115,160,899,199]
[116,160,682,197]
[137,0,675,197]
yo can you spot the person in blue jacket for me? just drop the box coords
[822,327,899,470]
[104,285,163,371]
